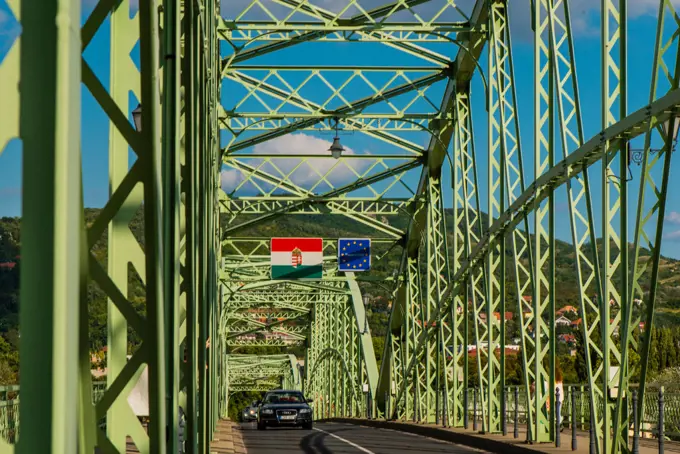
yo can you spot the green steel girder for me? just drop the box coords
[227,339,305,347]
[221,159,422,236]
[3,0,220,451]
[224,71,448,153]
[226,354,301,392]
[377,0,490,426]
[222,0,469,33]
[220,198,415,217]
[394,85,680,442]
[439,89,680,307]
[530,0,555,442]
[220,0,471,64]
[6,1,679,453]
[615,5,680,453]
[221,114,447,134]
[302,273,378,419]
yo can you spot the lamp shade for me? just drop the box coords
[662,116,680,142]
[329,136,344,159]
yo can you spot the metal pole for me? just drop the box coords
[17,0,83,451]
[414,381,418,423]
[503,387,508,436]
[436,387,440,425]
[632,389,639,454]
[464,388,469,429]
[572,388,577,451]
[162,0,181,449]
[368,391,372,420]
[443,387,448,427]
[514,387,519,439]
[556,387,561,448]
[590,403,596,454]
[659,387,665,454]
[473,388,478,431]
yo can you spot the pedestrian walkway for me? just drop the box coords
[328,418,680,454]
[210,419,247,454]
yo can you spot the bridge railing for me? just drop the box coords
[461,385,680,441]
[0,381,107,444]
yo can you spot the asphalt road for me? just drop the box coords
[239,421,489,454]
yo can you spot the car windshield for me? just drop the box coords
[263,392,305,404]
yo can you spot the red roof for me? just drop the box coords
[467,347,519,358]
[559,334,576,343]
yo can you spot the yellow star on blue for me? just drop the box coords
[338,238,371,272]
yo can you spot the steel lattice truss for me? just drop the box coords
[1,0,679,453]
[224,355,302,394]
[223,0,680,452]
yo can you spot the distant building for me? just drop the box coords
[479,312,513,324]
[555,315,572,327]
[558,334,576,345]
[467,345,520,358]
[556,305,578,315]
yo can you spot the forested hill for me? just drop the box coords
[1,208,680,362]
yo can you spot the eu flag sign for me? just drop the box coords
[338,238,371,272]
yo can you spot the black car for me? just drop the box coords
[256,389,313,430]
[241,403,257,422]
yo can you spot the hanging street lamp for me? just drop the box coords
[328,117,344,159]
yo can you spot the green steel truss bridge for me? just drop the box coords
[0,0,679,453]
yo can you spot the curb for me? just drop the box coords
[322,418,538,454]
[211,419,247,454]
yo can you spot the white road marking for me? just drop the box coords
[313,427,376,454]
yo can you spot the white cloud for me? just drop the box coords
[221,133,368,194]
[666,211,680,225]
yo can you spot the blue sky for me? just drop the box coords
[1,0,680,259]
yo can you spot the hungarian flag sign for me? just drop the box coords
[271,238,323,279]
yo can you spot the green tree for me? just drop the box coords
[0,361,16,385]
[372,336,386,370]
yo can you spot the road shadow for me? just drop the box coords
[299,429,334,454]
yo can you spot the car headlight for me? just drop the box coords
[249,410,255,414]
[299,408,311,414]
[262,408,273,414]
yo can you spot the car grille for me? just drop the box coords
[276,410,298,416]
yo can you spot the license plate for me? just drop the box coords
[279,415,296,420]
